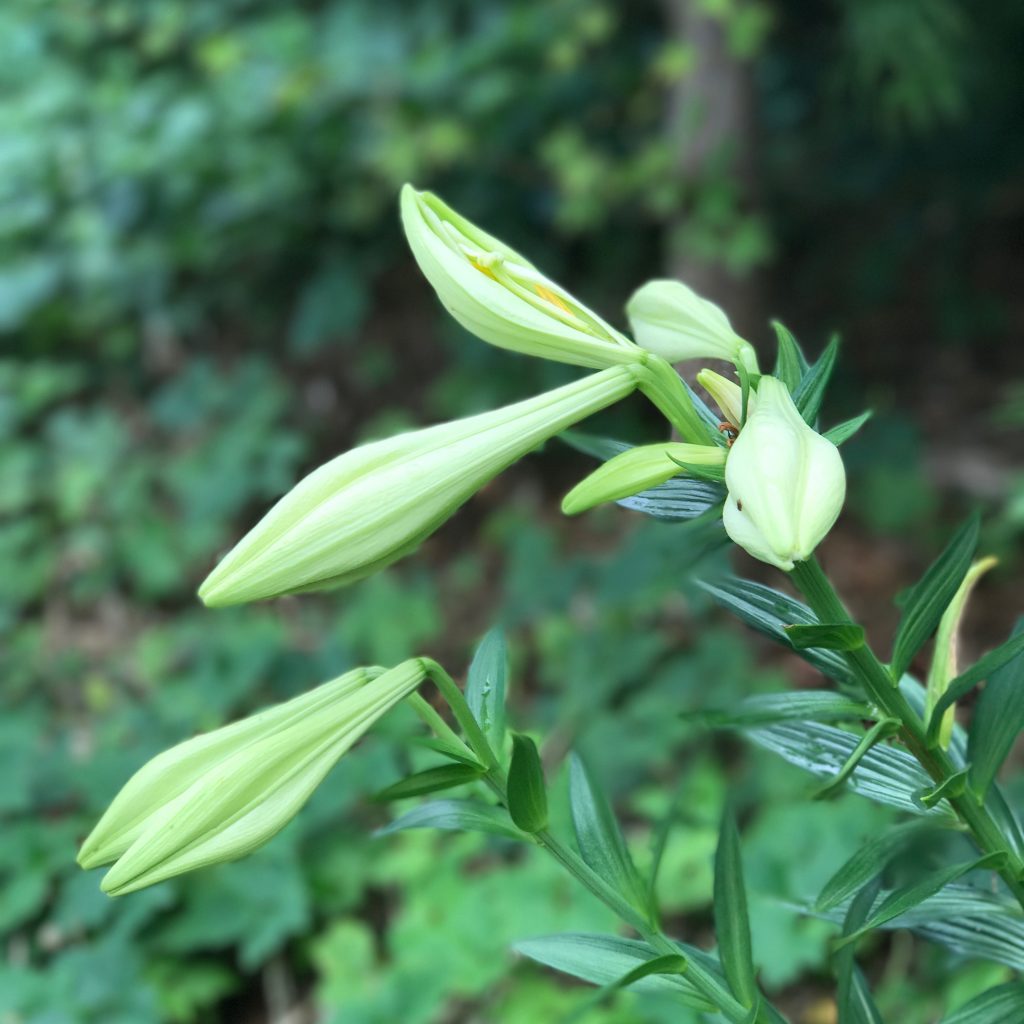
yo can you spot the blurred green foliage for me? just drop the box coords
[2,0,1021,1020]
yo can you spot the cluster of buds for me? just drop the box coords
[79,185,850,894]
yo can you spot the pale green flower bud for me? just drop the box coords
[696,368,750,429]
[723,376,845,571]
[626,280,758,373]
[79,661,428,895]
[199,367,637,606]
[401,185,639,369]
[562,442,726,515]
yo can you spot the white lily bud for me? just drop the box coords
[562,442,726,516]
[696,368,750,429]
[626,280,758,373]
[401,185,638,369]
[723,376,845,571]
[199,367,637,606]
[80,661,428,895]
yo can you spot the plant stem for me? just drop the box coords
[791,556,1024,909]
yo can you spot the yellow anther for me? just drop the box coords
[534,283,574,315]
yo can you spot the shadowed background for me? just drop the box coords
[2,2,1022,1022]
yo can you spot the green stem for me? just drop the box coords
[791,557,1024,909]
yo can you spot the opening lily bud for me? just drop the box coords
[80,661,428,895]
[626,279,758,374]
[401,185,638,369]
[722,376,845,571]
[199,367,637,606]
[562,442,726,515]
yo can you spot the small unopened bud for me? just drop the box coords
[401,185,638,369]
[723,376,845,571]
[696,368,749,429]
[626,280,758,373]
[562,442,726,515]
[79,661,428,895]
[199,367,637,606]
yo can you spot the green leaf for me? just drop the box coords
[697,691,871,729]
[562,954,690,1022]
[698,577,854,686]
[507,734,548,833]
[745,721,954,818]
[927,631,1024,746]
[836,853,1006,947]
[568,753,649,918]
[835,878,883,1024]
[466,627,508,752]
[374,764,484,801]
[559,431,631,462]
[824,410,873,446]
[713,806,758,1008]
[513,933,715,1011]
[813,719,901,800]
[785,623,865,651]
[943,982,1024,1024]
[890,514,980,680]
[816,821,942,911]
[792,334,840,425]
[771,321,807,391]
[376,799,525,840]
[666,452,727,483]
[914,769,968,810]
[968,619,1024,799]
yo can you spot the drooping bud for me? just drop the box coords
[696,368,750,429]
[79,661,428,895]
[562,442,726,515]
[199,367,637,606]
[722,376,845,571]
[626,280,758,374]
[401,185,639,369]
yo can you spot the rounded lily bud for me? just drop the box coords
[199,366,637,606]
[401,185,639,369]
[722,376,845,571]
[626,280,758,374]
[562,442,726,515]
[79,661,428,895]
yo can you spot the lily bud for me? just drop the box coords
[199,367,637,606]
[626,280,758,374]
[401,185,638,369]
[696,368,750,429]
[723,376,845,571]
[562,442,726,515]
[79,661,428,895]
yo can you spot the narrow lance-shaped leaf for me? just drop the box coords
[568,753,650,919]
[771,321,807,392]
[968,619,1024,799]
[696,691,871,730]
[890,513,980,681]
[942,982,1024,1024]
[824,410,872,447]
[561,955,689,1023]
[785,622,865,651]
[792,334,840,426]
[814,719,901,800]
[836,852,1007,947]
[374,764,484,802]
[835,877,884,1024]
[507,734,548,833]
[713,806,758,1009]
[466,627,508,753]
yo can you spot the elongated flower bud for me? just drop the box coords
[562,442,726,515]
[696,368,749,429]
[401,185,639,369]
[626,280,758,373]
[723,376,845,571]
[80,661,428,895]
[199,367,637,606]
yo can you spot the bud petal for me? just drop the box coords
[722,376,845,571]
[199,367,637,606]
[401,185,638,369]
[696,368,749,429]
[562,442,726,515]
[83,661,428,895]
[626,280,758,373]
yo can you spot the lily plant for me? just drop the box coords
[79,187,1024,1024]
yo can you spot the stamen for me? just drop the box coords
[534,283,574,316]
